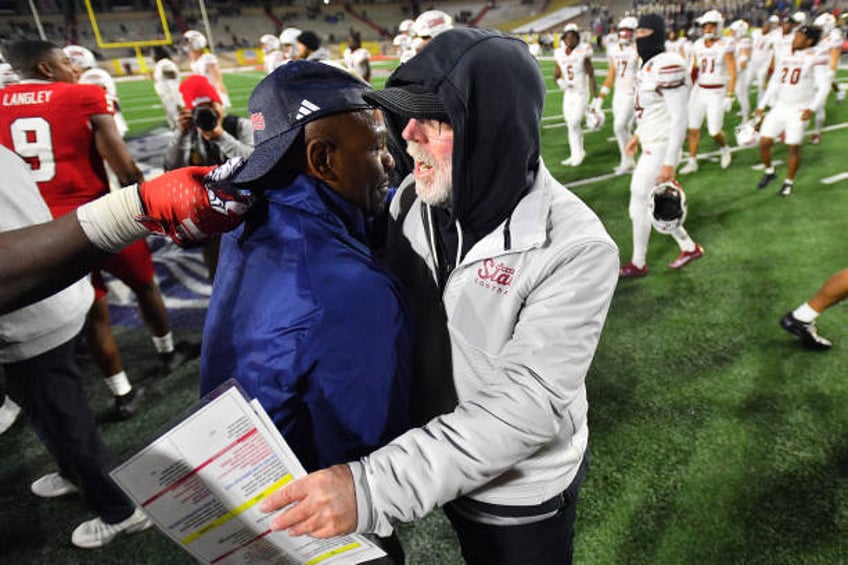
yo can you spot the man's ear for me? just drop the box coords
[305,138,337,182]
[35,60,53,80]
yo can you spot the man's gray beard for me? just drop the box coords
[407,141,452,208]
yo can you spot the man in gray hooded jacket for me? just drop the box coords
[259,28,619,564]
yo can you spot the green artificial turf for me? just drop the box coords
[1,58,847,564]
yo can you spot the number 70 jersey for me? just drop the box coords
[0,81,112,217]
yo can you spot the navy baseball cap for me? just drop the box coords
[233,60,372,184]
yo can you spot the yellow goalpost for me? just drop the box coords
[83,0,173,73]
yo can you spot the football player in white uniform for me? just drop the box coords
[755,25,830,196]
[151,46,182,130]
[594,16,639,174]
[810,13,842,143]
[620,14,703,278]
[729,20,753,122]
[0,48,19,88]
[63,45,128,137]
[392,19,417,64]
[774,12,807,69]
[679,10,736,174]
[343,31,371,82]
[411,10,454,53]
[183,30,231,109]
[260,34,284,75]
[553,23,599,166]
[279,27,302,65]
[750,15,778,107]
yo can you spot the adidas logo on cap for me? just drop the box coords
[296,99,320,120]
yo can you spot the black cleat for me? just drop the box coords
[778,182,793,197]
[114,387,145,420]
[780,312,832,350]
[160,341,201,374]
[757,172,776,189]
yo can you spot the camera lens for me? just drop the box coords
[193,107,218,131]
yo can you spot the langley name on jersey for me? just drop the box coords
[3,90,53,106]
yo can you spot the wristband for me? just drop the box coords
[76,186,151,253]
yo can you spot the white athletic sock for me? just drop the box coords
[631,213,651,268]
[793,303,819,323]
[104,371,132,397]
[784,178,794,185]
[670,227,696,252]
[765,166,775,175]
[152,332,174,354]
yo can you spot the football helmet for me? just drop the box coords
[413,10,453,39]
[814,13,836,35]
[728,20,749,39]
[699,10,724,39]
[734,119,760,147]
[647,181,687,234]
[183,30,207,51]
[398,19,415,34]
[618,16,637,43]
[63,45,96,71]
[260,34,280,53]
[585,108,605,132]
[279,27,302,46]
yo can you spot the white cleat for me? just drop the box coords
[679,160,699,175]
[720,146,732,169]
[613,160,635,175]
[560,156,574,166]
[569,154,585,167]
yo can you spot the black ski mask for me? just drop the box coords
[636,14,666,63]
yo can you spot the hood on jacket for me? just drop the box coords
[372,28,545,250]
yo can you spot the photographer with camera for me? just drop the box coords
[164,75,253,278]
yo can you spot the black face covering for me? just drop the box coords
[636,14,666,63]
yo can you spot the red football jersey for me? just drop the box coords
[0,80,114,217]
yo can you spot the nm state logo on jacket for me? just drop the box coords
[475,258,515,295]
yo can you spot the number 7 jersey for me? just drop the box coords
[0,80,112,217]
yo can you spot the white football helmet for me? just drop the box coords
[814,13,836,35]
[699,10,724,39]
[728,20,749,39]
[585,108,605,132]
[260,34,280,53]
[413,10,453,39]
[63,45,96,71]
[183,30,207,51]
[734,119,760,147]
[398,19,415,34]
[618,16,637,43]
[647,181,687,234]
[279,27,302,46]
[791,12,807,25]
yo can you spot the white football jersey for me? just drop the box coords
[554,43,594,92]
[634,52,690,144]
[393,33,416,64]
[692,37,734,85]
[264,50,284,74]
[817,28,844,55]
[772,29,795,68]
[343,46,370,78]
[190,52,219,81]
[0,62,19,87]
[607,41,639,97]
[734,36,752,70]
[767,47,828,106]
[750,28,774,67]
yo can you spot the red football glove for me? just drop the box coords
[136,158,253,246]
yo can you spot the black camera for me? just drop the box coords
[192,106,219,131]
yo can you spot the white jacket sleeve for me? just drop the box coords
[809,65,834,113]
[350,239,619,536]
